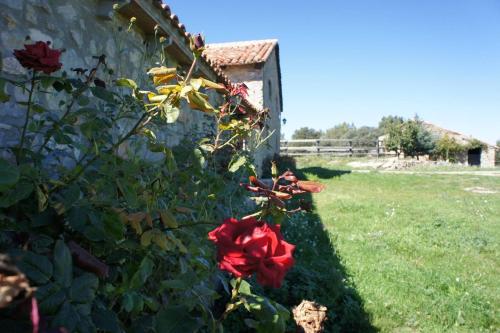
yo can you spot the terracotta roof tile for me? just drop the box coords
[203,40,278,66]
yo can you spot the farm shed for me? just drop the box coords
[378,122,496,167]
[422,122,496,168]
[0,0,282,174]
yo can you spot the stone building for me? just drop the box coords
[378,121,497,167]
[421,122,497,168]
[204,40,283,170]
[0,0,282,173]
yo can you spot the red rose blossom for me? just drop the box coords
[13,41,62,74]
[208,217,295,288]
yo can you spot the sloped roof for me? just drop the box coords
[203,39,279,66]
[423,121,495,147]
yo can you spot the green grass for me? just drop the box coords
[285,157,499,332]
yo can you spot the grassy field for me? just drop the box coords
[283,157,499,332]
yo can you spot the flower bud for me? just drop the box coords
[271,161,278,179]
[193,33,205,49]
[190,33,205,55]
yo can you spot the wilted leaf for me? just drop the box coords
[296,180,326,193]
[160,210,178,229]
[186,91,216,113]
[148,67,176,85]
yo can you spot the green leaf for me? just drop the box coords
[31,103,46,113]
[130,257,155,290]
[54,240,73,288]
[16,251,54,284]
[231,278,252,296]
[116,78,138,90]
[70,273,99,303]
[160,279,188,291]
[52,301,80,332]
[0,180,33,207]
[77,95,90,106]
[91,86,116,104]
[37,284,66,315]
[0,78,10,102]
[154,305,202,333]
[92,307,121,333]
[103,210,125,240]
[40,76,57,89]
[0,159,19,190]
[228,155,247,173]
[164,148,177,174]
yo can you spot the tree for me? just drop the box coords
[434,134,465,162]
[400,119,435,159]
[385,122,403,156]
[496,140,500,166]
[291,127,322,140]
[323,122,356,139]
[379,115,404,135]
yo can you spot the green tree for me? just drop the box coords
[323,122,356,139]
[496,140,500,166]
[379,115,404,134]
[385,122,403,156]
[434,134,465,162]
[400,119,435,159]
[291,127,322,140]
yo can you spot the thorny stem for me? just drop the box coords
[220,277,243,321]
[164,221,219,231]
[16,71,37,165]
[37,59,104,155]
[184,56,198,84]
[50,111,149,193]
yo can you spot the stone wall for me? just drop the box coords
[261,47,282,159]
[0,0,220,157]
[221,50,282,174]
[480,147,496,168]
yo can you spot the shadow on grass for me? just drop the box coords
[299,166,351,179]
[264,159,377,332]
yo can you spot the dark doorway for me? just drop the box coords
[468,148,481,166]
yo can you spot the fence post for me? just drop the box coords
[376,140,380,159]
[349,141,353,157]
[316,140,320,156]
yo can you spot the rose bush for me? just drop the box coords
[208,217,295,288]
[1,19,324,331]
[13,41,62,74]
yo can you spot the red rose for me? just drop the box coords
[208,217,295,288]
[13,41,62,74]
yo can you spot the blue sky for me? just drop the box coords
[167,1,500,144]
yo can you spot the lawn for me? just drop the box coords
[282,157,499,332]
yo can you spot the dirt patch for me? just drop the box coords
[464,187,498,194]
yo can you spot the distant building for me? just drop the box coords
[204,40,283,173]
[378,122,497,167]
[422,122,496,167]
